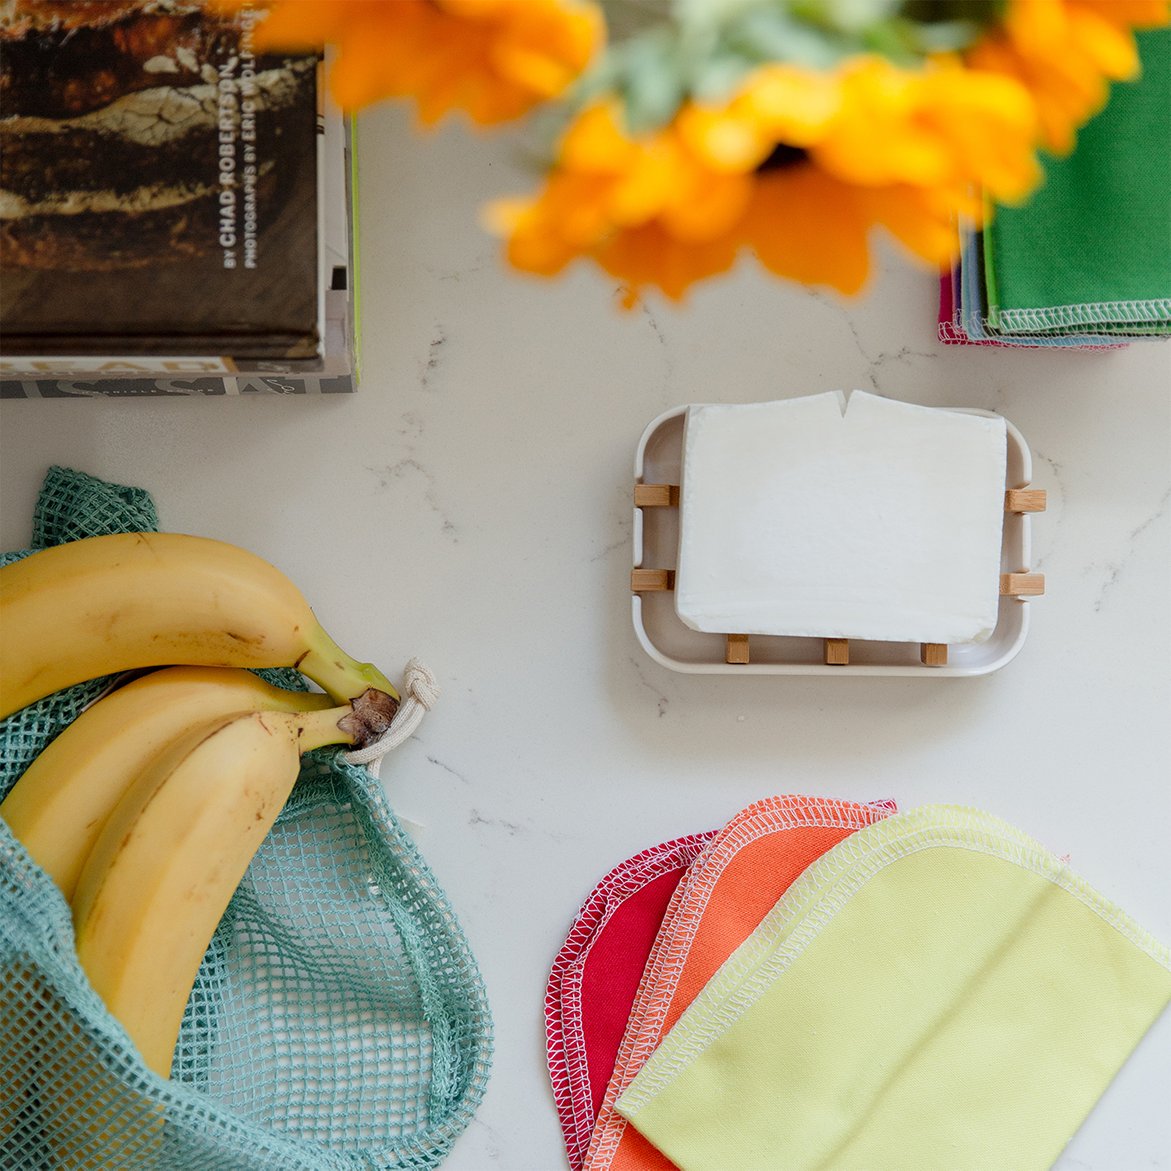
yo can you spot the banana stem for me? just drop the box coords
[295,686,400,753]
[298,626,400,705]
[295,705,360,753]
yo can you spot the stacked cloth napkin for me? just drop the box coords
[940,28,1169,350]
[548,796,896,1170]
[549,801,1171,1171]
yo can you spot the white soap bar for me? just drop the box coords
[675,391,1007,644]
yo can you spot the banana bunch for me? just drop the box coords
[0,532,402,1079]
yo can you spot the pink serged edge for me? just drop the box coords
[546,831,718,1171]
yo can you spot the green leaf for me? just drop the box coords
[692,50,758,101]
[724,7,850,68]
[910,18,982,52]
[789,0,903,34]
[616,31,689,134]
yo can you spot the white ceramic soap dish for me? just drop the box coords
[631,404,1045,677]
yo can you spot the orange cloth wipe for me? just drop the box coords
[583,794,893,1171]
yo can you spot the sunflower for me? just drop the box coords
[487,54,1036,301]
[217,0,603,122]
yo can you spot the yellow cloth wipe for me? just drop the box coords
[614,805,1171,1171]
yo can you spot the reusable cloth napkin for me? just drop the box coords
[547,831,717,1170]
[952,225,1125,349]
[985,29,1170,337]
[585,795,894,1171]
[938,266,1124,351]
[615,805,1171,1171]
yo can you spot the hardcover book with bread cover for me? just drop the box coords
[0,0,320,359]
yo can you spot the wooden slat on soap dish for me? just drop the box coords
[921,643,948,666]
[726,634,749,664]
[1005,489,1047,513]
[631,568,675,591]
[634,484,679,507]
[824,638,849,665]
[1000,573,1045,596]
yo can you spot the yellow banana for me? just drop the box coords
[71,704,356,1079]
[0,666,337,903]
[0,531,399,720]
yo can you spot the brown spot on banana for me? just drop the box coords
[224,631,262,645]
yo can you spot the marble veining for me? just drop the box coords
[1092,486,1170,612]
[0,103,1165,1171]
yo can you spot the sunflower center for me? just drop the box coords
[756,143,809,173]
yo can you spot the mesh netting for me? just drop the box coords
[1,467,492,1170]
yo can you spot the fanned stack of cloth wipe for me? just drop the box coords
[940,28,1169,351]
[548,800,1171,1171]
[547,796,898,1170]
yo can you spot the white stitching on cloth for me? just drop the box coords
[998,298,1171,332]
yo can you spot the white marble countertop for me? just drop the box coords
[1,105,1168,1170]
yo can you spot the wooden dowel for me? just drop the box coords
[631,568,675,591]
[824,638,849,665]
[1000,572,1045,596]
[1005,488,1047,513]
[726,634,750,664]
[920,643,948,666]
[634,484,680,507]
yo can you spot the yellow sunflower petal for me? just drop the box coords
[244,0,351,49]
[675,103,772,173]
[1004,0,1071,57]
[329,13,424,112]
[506,221,581,276]
[741,63,842,146]
[922,65,1041,201]
[742,165,871,295]
[660,166,754,242]
[1074,0,1169,25]
[594,222,739,301]
[605,140,682,226]
[544,173,618,247]
[489,41,576,98]
[1065,5,1141,78]
[863,184,960,268]
[561,104,637,174]
[481,196,533,236]
[245,0,600,119]
[814,57,953,188]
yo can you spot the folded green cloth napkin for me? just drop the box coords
[985,28,1170,336]
[614,805,1171,1171]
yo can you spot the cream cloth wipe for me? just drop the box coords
[614,805,1171,1171]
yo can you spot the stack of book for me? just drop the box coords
[1,1,359,397]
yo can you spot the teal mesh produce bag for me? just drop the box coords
[1,467,492,1170]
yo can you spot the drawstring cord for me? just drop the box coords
[343,657,439,778]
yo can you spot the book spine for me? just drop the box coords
[1,377,356,398]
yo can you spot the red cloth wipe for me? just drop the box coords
[546,832,717,1171]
